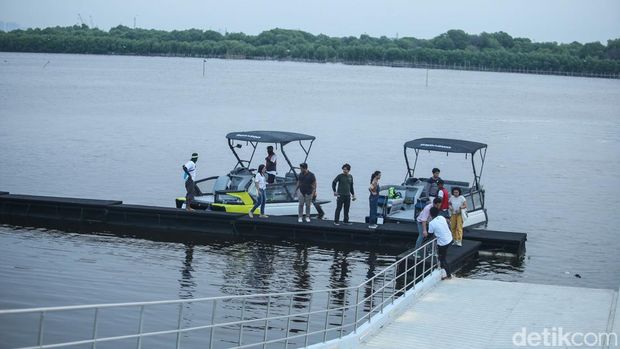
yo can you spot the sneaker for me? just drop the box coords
[305,217,311,223]
[334,222,340,226]
[456,240,462,246]
[368,224,378,229]
[298,217,303,223]
[248,211,254,218]
[259,214,269,218]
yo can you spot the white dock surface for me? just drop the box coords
[359,278,618,349]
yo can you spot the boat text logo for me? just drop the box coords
[235,134,262,139]
[420,143,452,150]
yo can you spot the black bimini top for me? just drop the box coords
[404,138,487,154]
[226,131,315,145]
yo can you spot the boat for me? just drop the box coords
[380,138,488,228]
[176,131,329,215]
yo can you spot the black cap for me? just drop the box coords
[299,163,308,169]
[191,153,199,159]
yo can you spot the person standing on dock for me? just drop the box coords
[416,198,443,249]
[424,168,442,201]
[428,206,453,280]
[449,187,467,246]
[437,179,450,218]
[368,171,381,229]
[182,153,199,211]
[265,146,277,184]
[297,163,316,223]
[332,163,356,225]
[249,165,268,218]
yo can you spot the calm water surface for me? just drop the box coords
[0,52,619,318]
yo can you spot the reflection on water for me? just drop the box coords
[179,243,196,299]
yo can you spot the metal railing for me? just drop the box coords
[0,239,438,349]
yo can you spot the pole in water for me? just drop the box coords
[202,59,206,77]
[425,68,429,87]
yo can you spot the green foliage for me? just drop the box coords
[0,25,618,75]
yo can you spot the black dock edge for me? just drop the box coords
[0,192,526,256]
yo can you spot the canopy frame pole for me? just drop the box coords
[228,138,245,169]
[280,143,297,180]
[471,147,487,191]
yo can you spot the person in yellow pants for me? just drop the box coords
[449,187,467,246]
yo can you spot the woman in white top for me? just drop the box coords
[249,165,268,218]
[448,187,467,246]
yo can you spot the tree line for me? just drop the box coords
[1,25,619,76]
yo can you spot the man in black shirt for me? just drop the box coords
[332,163,355,225]
[424,167,442,201]
[297,163,316,223]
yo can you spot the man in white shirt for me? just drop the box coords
[182,153,198,211]
[428,206,454,280]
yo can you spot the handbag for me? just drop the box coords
[461,208,468,221]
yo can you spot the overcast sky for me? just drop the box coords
[1,0,619,44]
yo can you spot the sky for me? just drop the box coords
[1,0,619,44]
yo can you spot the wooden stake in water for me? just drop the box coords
[425,68,429,87]
[202,59,206,77]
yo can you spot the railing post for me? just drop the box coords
[284,294,293,349]
[381,273,386,313]
[91,308,99,349]
[304,294,313,348]
[323,292,331,342]
[209,300,217,349]
[37,311,45,347]
[137,305,145,349]
[176,303,184,349]
[391,265,396,305]
[413,252,417,287]
[434,240,438,270]
[422,242,427,280]
[369,279,374,323]
[263,296,271,349]
[339,292,346,338]
[239,298,246,347]
[353,287,360,333]
[403,257,408,295]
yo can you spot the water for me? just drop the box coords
[0,51,619,311]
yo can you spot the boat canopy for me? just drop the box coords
[226,130,316,178]
[403,137,487,190]
[226,131,315,145]
[404,138,487,154]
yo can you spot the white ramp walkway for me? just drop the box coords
[359,278,618,349]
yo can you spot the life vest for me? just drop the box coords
[387,187,401,199]
[440,188,449,210]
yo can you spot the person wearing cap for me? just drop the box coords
[265,146,277,184]
[296,163,316,223]
[182,153,199,211]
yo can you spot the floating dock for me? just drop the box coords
[353,278,619,349]
[0,192,526,267]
